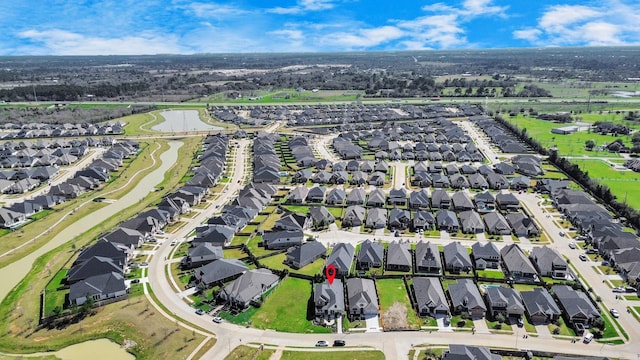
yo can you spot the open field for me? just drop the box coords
[570,159,640,209]
[280,350,385,360]
[376,278,421,330]
[225,345,274,360]
[251,277,332,334]
[196,89,363,104]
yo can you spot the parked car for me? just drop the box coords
[579,254,588,261]
[610,309,619,318]
[315,341,328,347]
[130,279,140,284]
[559,231,565,237]
[585,248,597,254]
[333,340,346,347]
[625,287,638,293]
[613,287,625,293]
[212,316,223,323]
[583,332,594,343]
[195,309,205,315]
[601,260,610,266]
[170,240,177,246]
[568,242,576,249]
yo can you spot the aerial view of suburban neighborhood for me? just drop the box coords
[2,2,640,360]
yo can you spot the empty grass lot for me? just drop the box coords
[259,253,325,276]
[570,158,640,209]
[225,345,274,360]
[376,278,422,329]
[251,277,332,333]
[280,350,385,360]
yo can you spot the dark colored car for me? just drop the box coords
[333,340,346,347]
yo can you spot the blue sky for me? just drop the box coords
[2,0,640,55]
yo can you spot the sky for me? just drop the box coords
[2,0,640,55]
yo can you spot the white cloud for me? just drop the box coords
[188,2,249,19]
[268,0,334,15]
[269,29,305,41]
[17,29,185,55]
[321,25,404,49]
[514,1,640,46]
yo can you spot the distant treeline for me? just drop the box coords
[0,105,155,124]
[0,83,149,102]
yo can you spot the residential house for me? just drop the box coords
[182,243,223,269]
[386,240,412,272]
[431,189,451,209]
[495,193,520,211]
[442,344,501,360]
[314,279,345,321]
[486,173,508,190]
[387,188,408,206]
[263,229,304,250]
[219,269,279,309]
[66,256,124,284]
[287,186,309,204]
[452,191,474,211]
[413,277,449,317]
[100,227,146,250]
[346,278,379,320]
[436,209,460,232]
[274,212,310,231]
[68,272,127,306]
[388,208,411,230]
[485,286,524,321]
[521,288,561,325]
[366,188,386,208]
[285,241,326,269]
[415,241,442,274]
[346,188,366,205]
[326,188,346,205]
[530,246,568,279]
[472,242,501,270]
[506,213,539,237]
[195,259,248,288]
[0,208,27,228]
[308,206,335,229]
[448,279,487,319]
[484,212,512,235]
[450,174,470,189]
[307,186,327,202]
[459,210,485,234]
[409,189,430,209]
[501,244,538,280]
[413,210,435,231]
[443,242,473,273]
[342,205,365,228]
[552,285,600,327]
[468,173,489,190]
[356,239,384,270]
[365,208,387,229]
[326,243,355,276]
[510,176,531,191]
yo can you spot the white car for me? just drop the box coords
[212,316,223,323]
[568,242,576,249]
[610,309,619,318]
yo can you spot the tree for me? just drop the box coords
[495,313,506,324]
[585,140,596,150]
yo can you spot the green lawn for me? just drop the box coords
[247,235,277,257]
[601,312,621,339]
[282,205,310,214]
[258,253,287,270]
[376,279,422,330]
[280,350,385,360]
[224,248,247,259]
[570,159,640,209]
[251,277,332,333]
[225,345,274,360]
[475,269,505,279]
[230,235,250,246]
[44,269,69,316]
[258,213,281,231]
[548,317,575,336]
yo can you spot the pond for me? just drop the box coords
[152,110,222,132]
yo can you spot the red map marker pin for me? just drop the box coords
[325,264,336,285]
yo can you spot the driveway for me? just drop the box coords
[365,315,381,332]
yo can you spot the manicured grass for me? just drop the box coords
[230,235,250,246]
[280,350,385,360]
[570,158,640,209]
[258,253,287,270]
[449,315,474,328]
[282,205,310,214]
[376,279,422,330]
[258,213,281,231]
[225,345,274,360]
[44,269,69,316]
[476,269,505,279]
[291,257,326,276]
[600,312,620,339]
[172,242,190,259]
[485,319,512,331]
[224,248,247,259]
[548,317,575,336]
[251,277,332,333]
[246,236,277,257]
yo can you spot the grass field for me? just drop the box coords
[280,350,385,360]
[376,279,421,330]
[570,159,640,209]
[258,253,325,276]
[225,345,274,360]
[251,277,332,333]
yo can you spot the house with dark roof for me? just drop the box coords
[308,206,335,229]
[486,173,508,190]
[365,208,387,229]
[346,188,366,205]
[388,208,411,230]
[387,188,408,206]
[182,243,223,269]
[285,241,326,269]
[459,210,484,234]
[219,269,279,309]
[442,344,501,360]
[342,205,365,228]
[436,209,460,232]
[443,242,473,273]
[67,256,124,284]
[356,239,384,270]
[415,241,442,274]
[413,210,435,231]
[484,211,512,235]
[0,208,27,228]
[431,189,451,209]
[552,285,600,327]
[263,229,304,250]
[195,259,247,288]
[366,188,386,208]
[471,242,501,270]
[530,246,568,279]
[468,173,489,190]
[68,272,127,306]
[501,244,538,280]
[386,240,412,272]
[413,277,449,317]
[287,186,309,204]
[314,279,345,321]
[448,279,486,319]
[274,212,310,231]
[495,193,520,212]
[76,239,130,265]
[452,191,474,211]
[505,213,539,237]
[521,287,561,325]
[409,189,430,209]
[326,243,355,276]
[485,286,524,320]
[326,188,346,205]
[346,278,379,320]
